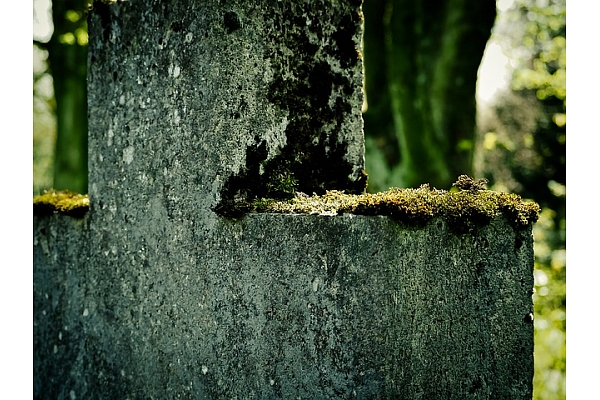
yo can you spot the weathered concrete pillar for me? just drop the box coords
[33,1,537,399]
[87,0,366,213]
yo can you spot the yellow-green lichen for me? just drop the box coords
[33,190,89,218]
[218,176,540,232]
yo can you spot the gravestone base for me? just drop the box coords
[34,212,533,399]
[34,1,535,398]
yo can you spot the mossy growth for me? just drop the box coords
[216,175,540,232]
[33,190,89,218]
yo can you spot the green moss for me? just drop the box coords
[217,176,540,232]
[266,169,298,199]
[33,190,89,218]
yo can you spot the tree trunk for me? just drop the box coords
[364,0,496,189]
[362,0,399,181]
[48,0,89,194]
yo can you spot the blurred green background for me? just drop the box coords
[33,0,565,398]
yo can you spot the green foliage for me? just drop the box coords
[532,208,566,399]
[266,170,298,199]
[508,1,566,104]
[476,1,566,398]
[33,0,89,194]
[33,45,56,195]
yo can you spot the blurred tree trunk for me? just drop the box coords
[362,0,399,175]
[363,0,496,189]
[47,0,89,193]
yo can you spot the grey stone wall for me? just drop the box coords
[87,0,366,212]
[33,1,534,398]
[34,213,533,399]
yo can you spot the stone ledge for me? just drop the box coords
[35,177,539,233]
[34,211,534,399]
[217,177,540,231]
[33,190,89,217]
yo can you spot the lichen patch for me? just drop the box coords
[215,176,540,232]
[33,190,90,218]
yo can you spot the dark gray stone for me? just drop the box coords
[33,0,534,398]
[87,0,366,210]
[34,213,533,399]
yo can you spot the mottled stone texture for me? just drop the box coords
[34,214,533,399]
[87,0,366,210]
[33,0,534,399]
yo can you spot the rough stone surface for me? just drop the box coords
[34,213,534,399]
[88,0,366,209]
[33,1,534,398]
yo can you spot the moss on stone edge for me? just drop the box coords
[33,190,89,218]
[217,177,540,232]
[33,178,540,230]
